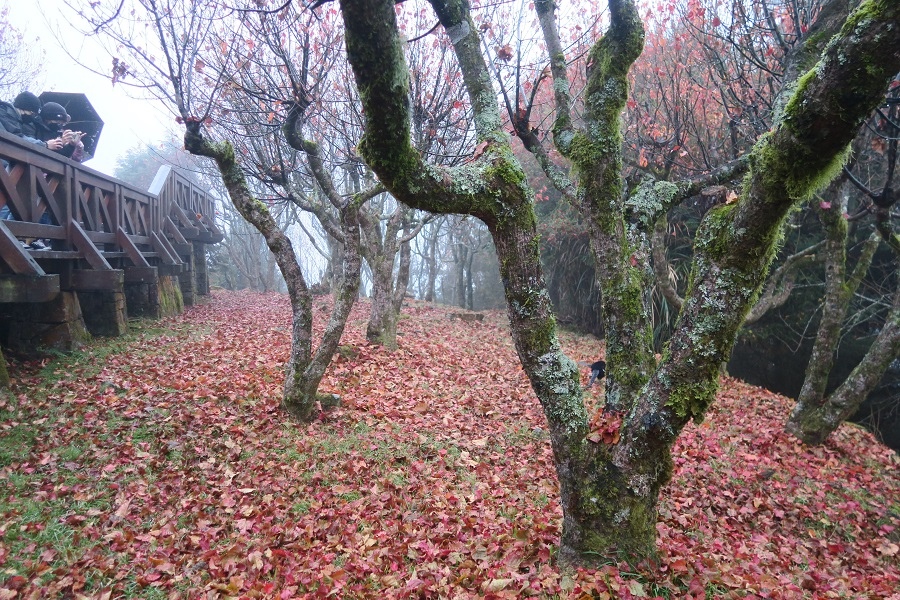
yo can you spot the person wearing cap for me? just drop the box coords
[0,92,64,238]
[0,91,64,150]
[36,102,85,162]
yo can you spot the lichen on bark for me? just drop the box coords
[339,0,900,568]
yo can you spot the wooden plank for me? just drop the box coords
[165,216,189,245]
[0,274,60,303]
[34,170,65,227]
[169,202,200,238]
[0,220,45,275]
[122,199,137,235]
[171,242,192,256]
[75,184,97,231]
[28,250,81,259]
[70,269,124,291]
[157,232,182,264]
[200,231,224,244]
[157,263,184,276]
[151,232,180,265]
[69,220,112,270]
[3,222,64,240]
[0,165,27,220]
[98,187,115,234]
[124,266,158,283]
[85,231,116,245]
[116,226,151,267]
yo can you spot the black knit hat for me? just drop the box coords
[40,102,70,124]
[13,92,41,113]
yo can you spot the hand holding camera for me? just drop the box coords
[62,130,85,144]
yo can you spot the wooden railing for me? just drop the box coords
[0,131,222,302]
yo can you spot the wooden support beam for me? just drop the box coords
[124,266,159,283]
[3,221,64,240]
[165,216,189,245]
[171,242,192,257]
[0,274,59,302]
[157,264,184,276]
[198,215,224,243]
[0,220,45,275]
[70,269,124,291]
[151,232,180,265]
[157,232,182,264]
[116,226,151,267]
[69,221,112,271]
[169,203,200,238]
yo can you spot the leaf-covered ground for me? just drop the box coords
[0,290,897,599]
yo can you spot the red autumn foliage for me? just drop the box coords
[0,290,897,598]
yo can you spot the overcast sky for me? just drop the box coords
[5,0,178,179]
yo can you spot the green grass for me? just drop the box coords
[0,316,196,591]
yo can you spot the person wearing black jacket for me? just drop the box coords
[0,93,64,249]
[36,102,85,162]
[0,92,62,150]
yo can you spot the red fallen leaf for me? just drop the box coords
[4,577,26,590]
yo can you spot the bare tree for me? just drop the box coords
[74,0,365,421]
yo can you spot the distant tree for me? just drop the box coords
[0,3,43,99]
[74,0,364,421]
[114,139,202,190]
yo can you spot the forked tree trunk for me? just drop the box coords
[184,124,362,421]
[788,284,900,444]
[366,254,400,349]
[786,189,887,443]
[339,0,900,564]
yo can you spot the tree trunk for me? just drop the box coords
[340,0,900,564]
[788,280,900,444]
[393,232,412,311]
[786,189,882,441]
[184,125,362,421]
[453,243,467,308]
[424,222,440,302]
[465,246,474,310]
[366,254,400,349]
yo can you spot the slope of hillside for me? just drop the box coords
[0,290,897,599]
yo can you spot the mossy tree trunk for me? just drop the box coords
[788,286,900,444]
[785,186,892,443]
[339,0,900,565]
[359,207,420,349]
[365,253,400,348]
[185,121,363,421]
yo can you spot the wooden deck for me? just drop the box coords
[0,131,222,304]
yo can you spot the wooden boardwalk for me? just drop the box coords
[0,130,223,353]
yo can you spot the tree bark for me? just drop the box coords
[786,191,896,443]
[339,0,900,565]
[537,0,655,412]
[186,122,363,422]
